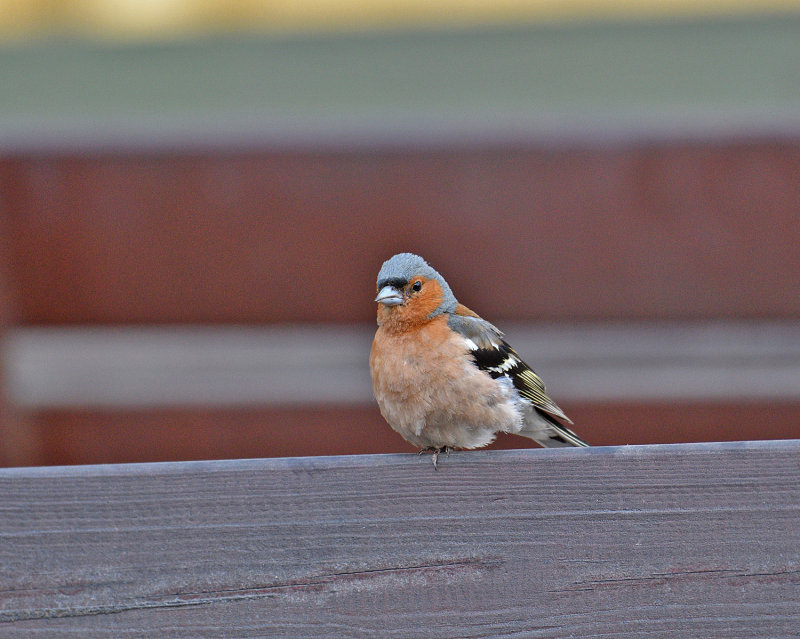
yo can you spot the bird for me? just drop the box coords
[369,252,588,467]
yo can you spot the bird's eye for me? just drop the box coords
[411,280,422,292]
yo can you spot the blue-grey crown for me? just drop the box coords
[376,253,458,316]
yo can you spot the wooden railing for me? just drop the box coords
[2,440,799,637]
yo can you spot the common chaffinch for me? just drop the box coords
[370,253,588,467]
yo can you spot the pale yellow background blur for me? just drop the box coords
[1,0,798,40]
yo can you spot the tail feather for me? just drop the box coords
[520,409,589,448]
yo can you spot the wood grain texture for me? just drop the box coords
[2,441,799,638]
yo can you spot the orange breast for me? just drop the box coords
[369,315,522,449]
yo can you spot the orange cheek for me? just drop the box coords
[414,280,445,317]
[376,279,445,331]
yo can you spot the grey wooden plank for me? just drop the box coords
[1,441,799,638]
[6,322,800,407]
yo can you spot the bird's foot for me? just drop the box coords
[418,446,452,469]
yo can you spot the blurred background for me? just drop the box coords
[1,1,799,467]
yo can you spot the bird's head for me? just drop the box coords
[374,253,457,329]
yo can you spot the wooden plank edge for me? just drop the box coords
[2,438,798,478]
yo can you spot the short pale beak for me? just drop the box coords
[375,285,404,306]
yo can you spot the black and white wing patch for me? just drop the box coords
[447,312,588,447]
[447,313,568,420]
[471,340,573,424]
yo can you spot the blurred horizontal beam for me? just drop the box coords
[5,322,800,408]
[2,16,800,152]
[4,142,800,324]
[3,110,800,154]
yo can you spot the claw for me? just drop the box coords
[418,446,452,470]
